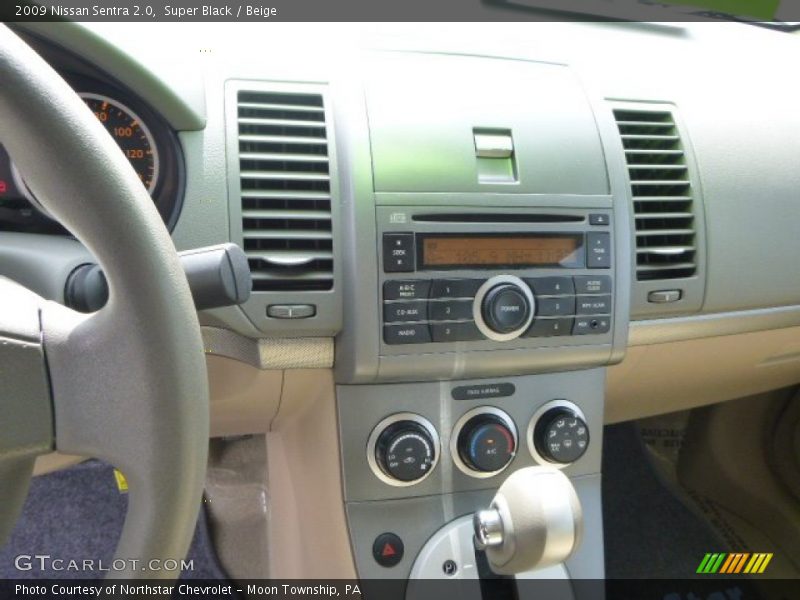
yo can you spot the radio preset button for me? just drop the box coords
[383,233,415,273]
[383,301,428,323]
[431,322,483,343]
[430,279,482,299]
[384,279,430,301]
[573,275,611,295]
[576,295,611,315]
[523,318,574,337]
[525,277,575,297]
[384,324,431,344]
[429,299,473,321]
[482,284,531,334]
[573,316,611,335]
[537,296,576,317]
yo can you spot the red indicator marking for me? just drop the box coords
[0,180,6,194]
[495,424,515,453]
[381,543,396,557]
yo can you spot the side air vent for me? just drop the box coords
[236,90,333,291]
[614,109,697,281]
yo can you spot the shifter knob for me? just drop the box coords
[473,466,582,575]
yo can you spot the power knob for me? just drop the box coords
[474,275,535,341]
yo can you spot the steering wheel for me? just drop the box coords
[0,25,209,579]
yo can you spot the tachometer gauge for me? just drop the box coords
[79,92,160,193]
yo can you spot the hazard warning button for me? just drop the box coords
[372,532,404,567]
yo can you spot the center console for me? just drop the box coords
[333,50,631,596]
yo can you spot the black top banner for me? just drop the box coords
[1,0,800,24]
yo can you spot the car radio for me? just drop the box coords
[377,207,614,351]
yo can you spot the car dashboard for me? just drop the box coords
[2,20,800,584]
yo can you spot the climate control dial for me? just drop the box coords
[452,407,518,478]
[368,414,440,486]
[530,401,589,466]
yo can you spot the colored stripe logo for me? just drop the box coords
[697,553,773,574]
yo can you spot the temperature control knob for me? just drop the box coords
[453,409,518,476]
[375,420,437,483]
[533,406,590,465]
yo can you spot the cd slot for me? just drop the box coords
[411,213,586,224]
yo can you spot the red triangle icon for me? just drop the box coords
[381,543,396,557]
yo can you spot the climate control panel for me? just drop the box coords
[364,400,589,487]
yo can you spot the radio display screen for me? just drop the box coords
[420,234,583,269]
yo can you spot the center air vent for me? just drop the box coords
[236,90,333,291]
[614,109,697,281]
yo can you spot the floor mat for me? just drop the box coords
[0,460,229,580]
[602,423,729,578]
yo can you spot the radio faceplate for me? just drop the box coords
[377,206,615,356]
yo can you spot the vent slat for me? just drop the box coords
[252,271,332,281]
[238,102,324,114]
[625,149,684,155]
[249,249,333,262]
[636,229,694,237]
[614,107,697,282]
[627,165,687,171]
[238,117,326,128]
[237,90,334,292]
[634,212,694,220]
[632,196,692,202]
[621,134,680,141]
[239,134,328,145]
[239,152,329,163]
[240,171,331,182]
[615,121,674,128]
[243,209,331,220]
[629,180,690,186]
[637,262,697,273]
[240,190,330,201]
[243,229,333,241]
[636,246,695,255]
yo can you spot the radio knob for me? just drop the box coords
[457,415,516,473]
[375,421,437,483]
[534,407,590,465]
[482,283,531,334]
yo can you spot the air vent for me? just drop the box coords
[236,90,333,291]
[614,109,697,281]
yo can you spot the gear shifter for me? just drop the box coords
[473,466,583,575]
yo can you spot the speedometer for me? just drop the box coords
[79,92,160,193]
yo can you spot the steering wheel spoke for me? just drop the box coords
[0,277,53,542]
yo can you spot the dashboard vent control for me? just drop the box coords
[614,109,697,281]
[236,90,333,291]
